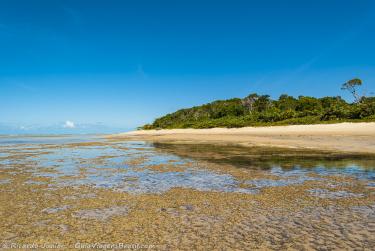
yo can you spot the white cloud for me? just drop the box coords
[63,120,75,128]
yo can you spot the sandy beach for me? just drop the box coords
[112,122,375,154]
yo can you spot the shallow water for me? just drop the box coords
[0,134,99,145]
[0,138,259,193]
[1,136,374,194]
[1,135,374,249]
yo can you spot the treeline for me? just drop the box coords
[142,79,375,129]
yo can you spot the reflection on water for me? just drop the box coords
[0,136,375,194]
[153,143,375,181]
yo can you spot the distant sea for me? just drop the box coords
[0,134,101,145]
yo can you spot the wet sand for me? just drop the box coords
[113,122,375,154]
[1,137,375,250]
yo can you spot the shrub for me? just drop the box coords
[143,92,375,129]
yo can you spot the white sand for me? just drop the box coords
[111,122,375,154]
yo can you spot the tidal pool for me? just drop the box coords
[0,136,374,249]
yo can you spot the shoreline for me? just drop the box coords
[110,122,375,154]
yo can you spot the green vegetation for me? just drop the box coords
[142,79,375,129]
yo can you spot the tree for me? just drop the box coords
[341,78,362,103]
[242,93,259,112]
[254,95,271,112]
[295,96,322,114]
[275,94,298,111]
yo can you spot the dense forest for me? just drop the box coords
[141,79,375,129]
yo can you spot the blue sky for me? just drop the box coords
[1,0,375,133]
